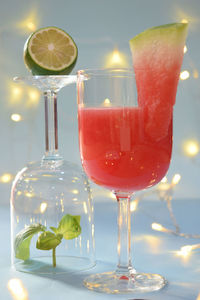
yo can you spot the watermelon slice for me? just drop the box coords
[129,23,188,140]
[129,23,188,107]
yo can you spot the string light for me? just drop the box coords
[17,10,38,33]
[197,292,200,300]
[183,139,199,157]
[12,86,22,98]
[183,45,187,53]
[172,174,181,185]
[151,223,174,234]
[72,189,79,195]
[104,48,129,68]
[26,22,36,31]
[9,82,23,105]
[83,202,88,214]
[176,244,200,259]
[130,199,139,212]
[180,70,190,80]
[0,173,13,183]
[26,88,40,108]
[40,202,47,213]
[109,192,116,200]
[25,192,34,198]
[152,223,165,232]
[103,98,111,107]
[7,278,28,300]
[181,18,189,24]
[161,176,168,183]
[134,174,200,240]
[193,69,199,79]
[11,114,22,122]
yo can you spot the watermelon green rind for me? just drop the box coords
[129,23,188,107]
[129,23,188,52]
[129,23,188,73]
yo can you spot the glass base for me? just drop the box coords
[83,271,167,294]
[14,256,95,274]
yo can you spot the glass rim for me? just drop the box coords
[77,68,136,78]
[13,74,77,81]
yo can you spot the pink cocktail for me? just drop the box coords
[77,68,172,293]
[79,106,172,192]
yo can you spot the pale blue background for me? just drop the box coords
[0,1,200,299]
[0,0,200,203]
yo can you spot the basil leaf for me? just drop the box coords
[50,226,58,234]
[56,214,81,240]
[14,223,45,260]
[15,235,32,261]
[36,231,63,250]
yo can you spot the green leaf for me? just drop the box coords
[50,226,58,234]
[56,214,81,240]
[14,223,46,260]
[36,231,63,250]
[15,235,32,261]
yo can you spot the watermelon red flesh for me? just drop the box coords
[129,23,188,107]
[129,23,188,141]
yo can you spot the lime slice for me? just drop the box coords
[24,26,78,75]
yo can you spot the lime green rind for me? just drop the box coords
[129,23,188,50]
[24,26,78,75]
[24,48,77,75]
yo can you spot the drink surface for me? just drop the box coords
[78,106,172,193]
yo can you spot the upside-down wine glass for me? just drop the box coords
[77,68,173,293]
[10,75,95,274]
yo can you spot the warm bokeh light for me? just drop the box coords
[17,10,38,33]
[11,113,22,122]
[180,70,190,80]
[161,176,168,183]
[12,86,22,98]
[103,98,111,107]
[144,235,162,254]
[83,202,88,214]
[7,278,28,300]
[109,191,116,200]
[183,139,200,157]
[181,18,189,24]
[130,199,139,212]
[0,173,13,183]
[72,189,79,195]
[183,45,187,53]
[104,48,129,68]
[25,192,34,198]
[26,88,40,107]
[40,202,47,213]
[9,83,23,104]
[151,223,165,232]
[176,245,193,258]
[157,181,170,191]
[172,174,181,185]
[176,243,200,261]
[175,9,197,29]
[26,22,36,31]
[193,69,199,79]
[196,292,200,300]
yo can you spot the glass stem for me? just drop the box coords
[115,194,135,276]
[43,90,61,160]
[52,248,56,267]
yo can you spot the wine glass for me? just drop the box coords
[10,75,95,274]
[77,68,173,293]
